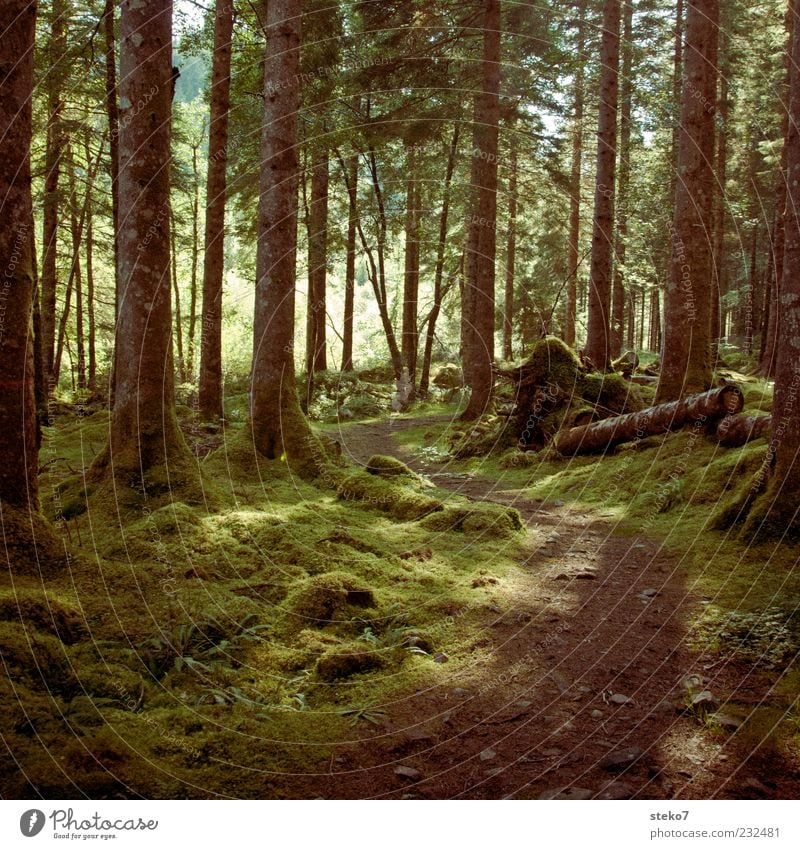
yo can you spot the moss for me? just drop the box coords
[315,645,384,681]
[335,471,442,520]
[283,571,376,628]
[365,454,420,480]
[521,336,583,393]
[0,503,71,576]
[579,372,644,416]
[0,589,86,644]
[0,621,74,693]
[419,503,523,538]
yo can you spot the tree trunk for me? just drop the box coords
[758,8,791,378]
[69,156,86,391]
[715,414,771,448]
[40,0,67,388]
[198,0,233,420]
[402,143,420,386]
[611,0,633,360]
[170,203,185,381]
[556,385,743,456]
[656,0,718,402]
[365,148,403,378]
[187,141,201,379]
[250,0,322,475]
[82,133,97,394]
[711,20,729,358]
[585,0,620,372]
[419,123,460,396]
[0,0,65,572]
[306,148,329,375]
[460,0,501,421]
[743,0,800,537]
[103,0,120,406]
[565,0,586,349]
[341,153,358,372]
[96,0,190,482]
[503,138,518,361]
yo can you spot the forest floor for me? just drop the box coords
[289,413,800,800]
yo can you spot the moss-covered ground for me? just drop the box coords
[1,401,528,798]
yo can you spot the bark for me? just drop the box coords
[711,21,729,354]
[585,0,620,371]
[341,153,358,372]
[402,143,420,385]
[306,149,329,375]
[419,124,460,396]
[657,0,718,402]
[503,139,518,361]
[611,0,633,360]
[250,0,322,475]
[715,414,771,448]
[40,0,67,388]
[0,0,66,571]
[198,0,234,419]
[99,0,190,479]
[758,7,791,378]
[69,157,85,390]
[556,385,744,456]
[186,141,201,378]
[460,0,501,421]
[364,148,403,378]
[743,0,800,537]
[170,204,184,380]
[83,134,97,393]
[103,0,120,405]
[565,0,586,348]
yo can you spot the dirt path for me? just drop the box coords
[298,416,798,800]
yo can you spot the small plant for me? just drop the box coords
[337,701,388,726]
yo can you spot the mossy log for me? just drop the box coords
[714,414,772,447]
[555,385,744,456]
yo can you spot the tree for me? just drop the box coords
[40,0,67,388]
[742,0,800,538]
[95,0,194,483]
[585,0,620,372]
[460,0,501,421]
[198,1,234,420]
[305,149,329,376]
[341,153,358,372]
[565,0,586,349]
[656,0,719,402]
[0,0,64,571]
[503,138,518,361]
[250,0,323,475]
[610,0,633,359]
[402,142,421,387]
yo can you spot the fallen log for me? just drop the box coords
[626,375,658,385]
[714,414,772,448]
[555,385,744,456]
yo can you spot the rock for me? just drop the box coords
[597,781,636,800]
[639,588,659,597]
[479,748,497,761]
[575,571,597,580]
[433,652,449,664]
[610,693,632,705]
[539,787,593,800]
[681,673,706,692]
[599,746,647,771]
[691,690,718,711]
[591,709,604,719]
[553,499,565,508]
[516,700,532,708]
[394,766,422,781]
[452,688,471,697]
[710,712,742,732]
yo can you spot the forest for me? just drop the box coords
[0,0,799,802]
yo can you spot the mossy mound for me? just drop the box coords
[419,503,523,538]
[335,471,442,520]
[0,504,72,576]
[0,589,86,644]
[0,621,74,694]
[366,454,420,481]
[579,372,644,416]
[315,645,384,681]
[432,363,462,389]
[283,571,376,628]
[521,336,583,392]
